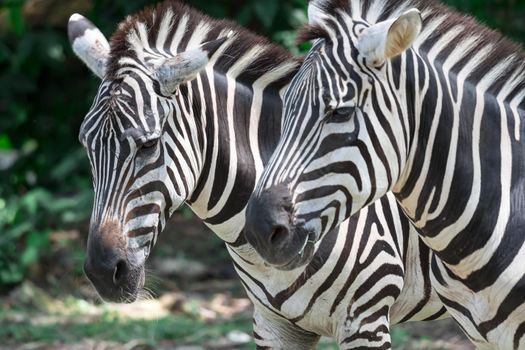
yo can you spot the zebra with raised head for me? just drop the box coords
[246,0,525,348]
[69,1,446,348]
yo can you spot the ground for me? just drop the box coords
[0,212,474,349]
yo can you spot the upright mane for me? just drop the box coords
[106,0,298,85]
[301,0,525,103]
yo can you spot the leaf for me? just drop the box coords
[20,188,51,215]
[20,245,38,266]
[0,265,23,284]
[50,148,87,180]
[1,222,33,242]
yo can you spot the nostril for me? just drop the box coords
[269,225,290,246]
[113,260,127,285]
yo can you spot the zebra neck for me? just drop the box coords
[392,34,525,269]
[184,64,293,243]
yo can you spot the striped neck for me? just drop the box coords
[336,1,525,272]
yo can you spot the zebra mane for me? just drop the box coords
[300,0,525,102]
[106,0,298,86]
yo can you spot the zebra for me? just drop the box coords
[245,0,525,348]
[68,1,446,348]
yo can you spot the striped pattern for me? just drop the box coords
[251,0,525,347]
[79,1,445,348]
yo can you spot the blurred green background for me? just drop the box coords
[0,0,524,349]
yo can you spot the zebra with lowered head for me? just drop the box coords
[246,0,525,348]
[69,1,446,348]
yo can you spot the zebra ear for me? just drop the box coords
[357,9,422,67]
[153,36,229,95]
[68,13,110,79]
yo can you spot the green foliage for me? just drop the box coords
[0,188,93,289]
[0,0,98,288]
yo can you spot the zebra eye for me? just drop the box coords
[327,106,356,123]
[140,139,158,149]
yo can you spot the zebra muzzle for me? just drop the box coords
[245,184,315,269]
[84,221,146,303]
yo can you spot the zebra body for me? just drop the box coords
[69,1,445,348]
[247,0,525,348]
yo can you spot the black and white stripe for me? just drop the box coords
[249,0,525,348]
[71,1,446,348]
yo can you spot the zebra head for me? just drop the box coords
[69,14,223,302]
[245,2,422,268]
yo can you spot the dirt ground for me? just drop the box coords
[0,212,474,349]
